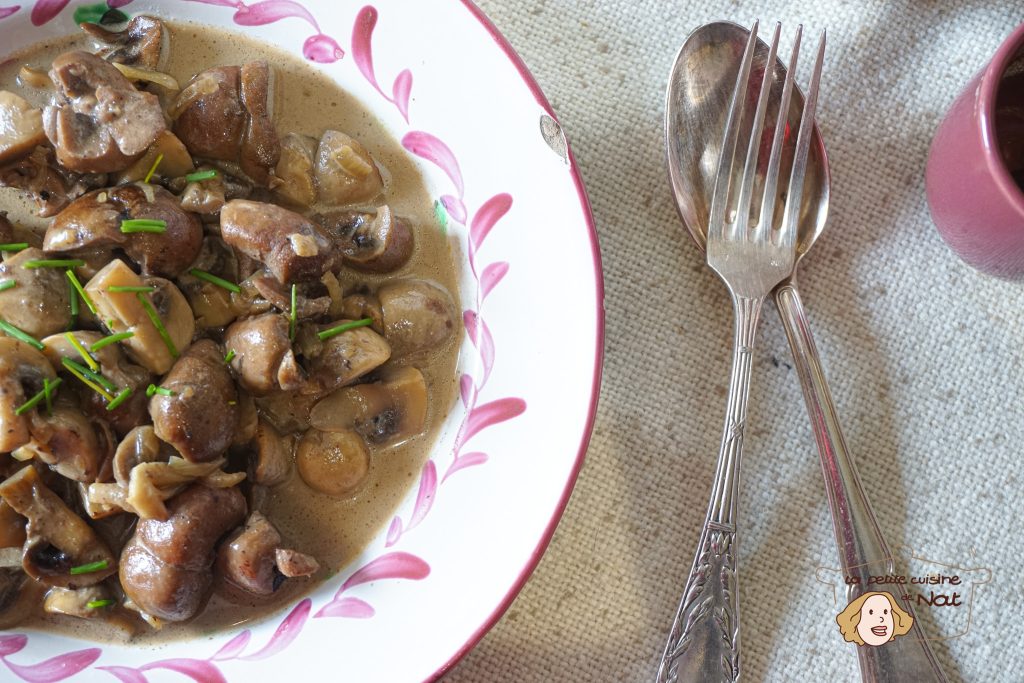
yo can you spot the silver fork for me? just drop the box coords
[656,23,826,683]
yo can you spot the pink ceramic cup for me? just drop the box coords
[926,23,1024,279]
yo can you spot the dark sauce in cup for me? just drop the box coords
[997,55,1024,190]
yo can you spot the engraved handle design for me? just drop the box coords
[657,295,763,683]
[774,283,948,683]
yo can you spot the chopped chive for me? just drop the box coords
[107,285,155,293]
[61,358,114,401]
[189,268,241,294]
[23,259,85,269]
[106,387,132,411]
[67,279,78,330]
[62,357,117,393]
[86,599,115,609]
[14,378,61,416]
[0,320,44,350]
[317,318,374,341]
[143,153,164,184]
[69,559,108,575]
[0,280,15,292]
[145,383,175,398]
[90,331,134,352]
[65,270,97,315]
[289,284,297,341]
[185,169,218,183]
[224,349,236,364]
[119,219,167,234]
[64,332,99,372]
[43,377,59,415]
[227,400,237,406]
[137,293,178,358]
[0,243,28,252]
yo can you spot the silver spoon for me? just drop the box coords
[665,21,948,683]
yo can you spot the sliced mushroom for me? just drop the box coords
[295,429,369,497]
[112,425,169,488]
[310,366,428,447]
[172,62,279,186]
[43,51,166,173]
[45,185,203,278]
[301,320,391,397]
[314,130,383,205]
[120,483,246,622]
[18,394,115,483]
[274,133,317,207]
[113,131,194,185]
[42,330,152,436]
[232,391,258,447]
[339,290,384,332]
[0,247,72,338]
[178,237,246,329]
[0,339,58,453]
[223,313,304,396]
[221,200,335,284]
[318,205,413,273]
[250,419,291,487]
[0,145,100,217]
[0,465,116,587]
[82,15,167,70]
[179,167,226,215]
[216,511,318,597]
[378,279,457,357]
[249,273,331,320]
[150,340,239,463]
[0,91,47,166]
[85,260,195,374]
[252,390,318,435]
[43,584,111,619]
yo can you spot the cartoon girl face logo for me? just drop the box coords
[836,591,914,646]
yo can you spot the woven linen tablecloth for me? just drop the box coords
[445,2,1022,682]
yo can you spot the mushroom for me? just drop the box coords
[295,429,369,497]
[45,185,203,278]
[119,483,246,622]
[81,15,167,70]
[0,339,58,453]
[0,499,26,550]
[314,130,383,205]
[310,366,428,447]
[273,133,317,207]
[42,330,152,436]
[0,465,116,588]
[317,205,414,273]
[17,394,115,483]
[178,237,247,329]
[339,290,384,332]
[0,213,12,245]
[301,320,391,397]
[172,62,279,186]
[0,145,98,218]
[250,418,291,487]
[377,279,457,357]
[221,200,335,284]
[179,167,226,215]
[249,273,331,320]
[252,391,318,435]
[216,511,318,597]
[0,91,47,166]
[0,247,72,338]
[43,584,112,619]
[112,425,170,487]
[85,260,195,375]
[43,51,166,173]
[223,313,304,396]
[149,339,239,464]
[113,131,194,185]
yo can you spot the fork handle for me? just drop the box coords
[656,294,764,683]
[774,283,948,683]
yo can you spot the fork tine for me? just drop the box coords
[780,30,826,248]
[707,21,759,241]
[734,23,780,238]
[759,25,801,239]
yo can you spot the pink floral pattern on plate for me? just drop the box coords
[0,1,532,680]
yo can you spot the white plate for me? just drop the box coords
[0,1,603,681]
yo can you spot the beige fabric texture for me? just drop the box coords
[445,1,1022,682]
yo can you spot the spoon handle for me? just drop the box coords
[656,293,765,683]
[774,283,948,683]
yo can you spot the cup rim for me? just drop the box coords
[979,21,1024,217]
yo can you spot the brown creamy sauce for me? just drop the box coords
[0,21,461,643]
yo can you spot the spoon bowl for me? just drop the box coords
[666,21,830,258]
